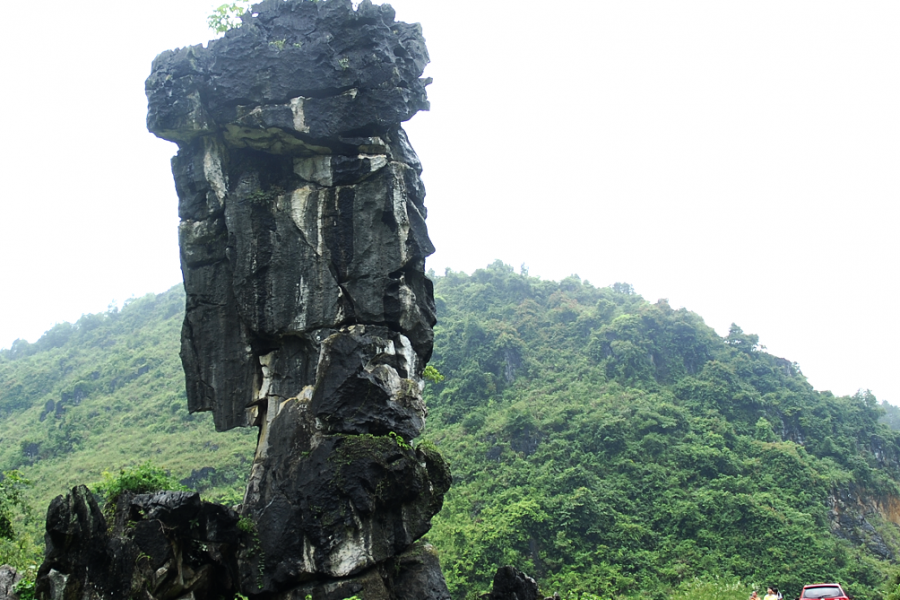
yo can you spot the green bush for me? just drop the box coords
[207,1,251,33]
[0,470,30,540]
[92,461,187,507]
[13,572,37,600]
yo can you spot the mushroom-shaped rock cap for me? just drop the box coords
[147,0,430,147]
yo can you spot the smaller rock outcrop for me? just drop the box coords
[481,566,562,600]
[828,484,896,560]
[0,565,23,600]
[34,486,242,600]
[480,566,540,600]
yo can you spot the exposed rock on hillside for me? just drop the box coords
[829,484,897,560]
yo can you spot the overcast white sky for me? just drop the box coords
[0,1,897,403]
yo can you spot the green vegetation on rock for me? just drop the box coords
[91,461,187,508]
[208,0,251,33]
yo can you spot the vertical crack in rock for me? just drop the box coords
[144,0,448,598]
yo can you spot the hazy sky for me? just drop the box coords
[0,1,897,403]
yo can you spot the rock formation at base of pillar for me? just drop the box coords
[35,487,242,600]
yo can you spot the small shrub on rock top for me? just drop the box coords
[237,515,255,534]
[208,1,252,33]
[389,431,411,450]
[92,461,187,507]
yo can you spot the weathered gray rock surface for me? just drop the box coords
[238,395,450,593]
[143,0,449,598]
[279,541,451,599]
[0,565,23,600]
[146,0,436,434]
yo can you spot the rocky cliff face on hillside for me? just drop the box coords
[33,1,450,598]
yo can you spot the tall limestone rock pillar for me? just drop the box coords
[146,1,451,597]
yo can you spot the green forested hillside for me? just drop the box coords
[419,263,900,599]
[1,263,899,600]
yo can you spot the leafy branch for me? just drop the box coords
[423,365,445,384]
[208,1,252,33]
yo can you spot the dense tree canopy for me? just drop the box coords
[420,262,900,599]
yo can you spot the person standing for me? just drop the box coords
[765,586,779,600]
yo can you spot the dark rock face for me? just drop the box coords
[37,485,131,600]
[147,0,435,433]
[481,566,542,600]
[142,1,449,598]
[34,486,241,600]
[311,325,428,440]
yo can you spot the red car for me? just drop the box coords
[799,584,850,600]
